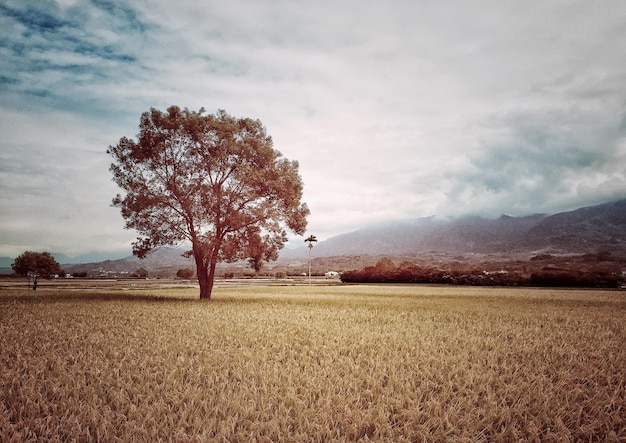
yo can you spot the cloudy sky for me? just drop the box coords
[1,0,625,258]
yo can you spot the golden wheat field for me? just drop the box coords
[1,282,625,442]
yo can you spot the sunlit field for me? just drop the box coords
[1,282,625,442]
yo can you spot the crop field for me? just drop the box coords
[1,282,625,442]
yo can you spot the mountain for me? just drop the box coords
[0,251,130,268]
[65,246,195,276]
[0,256,14,268]
[280,214,546,258]
[51,251,130,265]
[521,199,626,253]
[19,198,625,276]
[281,199,626,259]
[0,251,132,275]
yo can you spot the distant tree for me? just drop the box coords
[108,106,309,299]
[304,234,317,283]
[176,268,194,279]
[134,267,148,278]
[398,260,417,269]
[11,251,61,290]
[374,257,396,272]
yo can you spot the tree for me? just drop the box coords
[176,268,194,279]
[108,106,309,299]
[11,251,61,290]
[374,257,396,272]
[304,234,317,284]
[134,267,148,278]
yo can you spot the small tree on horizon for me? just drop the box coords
[375,257,396,272]
[176,268,194,279]
[134,267,148,278]
[108,106,309,299]
[11,251,62,290]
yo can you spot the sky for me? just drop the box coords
[1,0,625,258]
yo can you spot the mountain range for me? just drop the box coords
[281,198,626,259]
[2,198,625,274]
[0,251,130,268]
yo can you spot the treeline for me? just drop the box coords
[340,258,623,288]
[528,269,620,288]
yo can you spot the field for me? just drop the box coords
[1,281,625,442]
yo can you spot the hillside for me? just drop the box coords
[65,247,195,277]
[5,198,625,277]
[521,199,626,253]
[281,199,626,259]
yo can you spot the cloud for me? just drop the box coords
[435,74,626,216]
[0,107,134,255]
[1,0,625,257]
[0,1,147,119]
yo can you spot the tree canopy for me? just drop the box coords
[12,251,62,289]
[12,251,61,277]
[108,106,309,299]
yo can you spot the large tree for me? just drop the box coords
[108,106,309,299]
[12,251,62,290]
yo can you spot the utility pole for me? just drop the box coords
[304,235,317,285]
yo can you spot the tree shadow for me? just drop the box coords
[0,291,198,304]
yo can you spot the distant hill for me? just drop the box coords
[281,199,626,259]
[0,251,129,268]
[0,257,13,268]
[521,199,626,253]
[16,198,625,276]
[52,251,130,265]
[64,246,196,277]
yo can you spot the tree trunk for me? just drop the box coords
[197,261,212,300]
[194,244,220,300]
[207,261,217,298]
[195,253,219,300]
[194,251,213,300]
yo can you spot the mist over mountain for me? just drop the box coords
[281,199,626,259]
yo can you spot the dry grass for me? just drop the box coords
[1,284,625,442]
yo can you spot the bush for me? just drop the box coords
[341,262,619,288]
[134,268,148,278]
[530,271,619,288]
[176,268,194,279]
